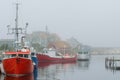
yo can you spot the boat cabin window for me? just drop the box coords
[4,54,16,58]
[78,52,82,54]
[44,50,48,53]
[11,54,16,57]
[24,54,28,58]
[4,54,30,59]
[18,54,23,57]
[18,54,29,58]
[84,52,88,54]
[4,55,11,58]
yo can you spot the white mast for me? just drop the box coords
[15,3,19,50]
[45,25,48,48]
[7,3,28,51]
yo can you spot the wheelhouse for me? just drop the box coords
[2,49,31,59]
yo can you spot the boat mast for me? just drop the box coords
[15,3,19,50]
[7,3,28,51]
[45,25,48,48]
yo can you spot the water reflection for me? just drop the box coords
[77,61,90,70]
[2,55,120,80]
[38,62,76,68]
[3,74,34,80]
[33,68,38,80]
[0,62,75,80]
[37,62,76,80]
[0,68,38,80]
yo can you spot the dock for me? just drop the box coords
[105,57,120,70]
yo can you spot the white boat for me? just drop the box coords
[77,49,90,61]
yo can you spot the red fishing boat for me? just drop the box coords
[36,48,77,63]
[2,49,34,76]
[1,3,34,76]
[36,26,77,63]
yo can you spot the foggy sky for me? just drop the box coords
[0,0,120,47]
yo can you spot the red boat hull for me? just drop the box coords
[2,58,34,76]
[36,54,77,63]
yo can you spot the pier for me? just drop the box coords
[105,57,120,70]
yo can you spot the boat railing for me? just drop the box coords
[2,53,31,59]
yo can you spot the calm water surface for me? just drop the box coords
[1,55,120,80]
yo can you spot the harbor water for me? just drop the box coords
[1,55,120,80]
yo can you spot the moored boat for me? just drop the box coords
[36,48,77,63]
[1,3,34,76]
[77,47,90,61]
[2,49,34,76]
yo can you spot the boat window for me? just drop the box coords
[11,54,16,57]
[2,54,4,58]
[43,50,47,53]
[18,54,23,57]
[55,52,57,55]
[78,52,82,54]
[84,52,88,54]
[5,55,10,58]
[24,54,28,58]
